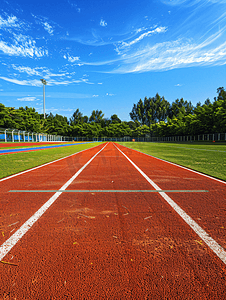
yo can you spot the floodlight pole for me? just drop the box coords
[40,79,47,119]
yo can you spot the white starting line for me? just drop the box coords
[9,189,208,193]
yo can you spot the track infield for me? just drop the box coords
[0,142,226,299]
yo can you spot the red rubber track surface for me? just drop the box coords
[0,142,226,299]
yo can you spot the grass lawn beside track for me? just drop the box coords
[118,141,226,182]
[0,142,102,179]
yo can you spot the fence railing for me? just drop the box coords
[142,132,226,143]
[1,128,226,143]
[75,133,226,142]
[0,128,73,142]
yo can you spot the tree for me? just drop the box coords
[213,87,226,132]
[126,121,139,130]
[110,114,121,124]
[82,115,89,123]
[168,98,194,119]
[1,86,225,139]
[204,98,211,106]
[133,125,150,137]
[130,99,146,125]
[195,101,201,108]
[215,87,226,101]
[69,109,83,125]
[130,94,170,126]
[89,110,104,123]
[146,94,170,125]
[104,123,131,137]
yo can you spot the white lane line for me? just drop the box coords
[117,144,226,185]
[114,144,226,265]
[0,143,104,183]
[0,143,108,261]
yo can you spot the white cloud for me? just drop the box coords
[92,95,99,97]
[64,54,80,62]
[0,34,48,58]
[0,77,42,86]
[12,65,41,76]
[78,57,120,66]
[31,14,54,32]
[161,0,191,5]
[43,22,54,35]
[64,31,118,47]
[67,0,81,12]
[11,65,71,80]
[45,71,67,78]
[0,15,19,29]
[117,26,167,50]
[111,35,226,73]
[17,96,37,101]
[210,0,226,3]
[43,92,94,99]
[0,75,94,86]
[100,19,107,27]
[78,78,94,84]
[46,107,74,113]
[161,0,226,6]
[60,27,226,74]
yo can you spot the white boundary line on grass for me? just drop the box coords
[0,142,103,183]
[114,144,226,265]
[0,143,108,261]
[117,143,226,185]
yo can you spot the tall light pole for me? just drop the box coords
[40,79,47,119]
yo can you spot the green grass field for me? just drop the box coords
[0,142,101,179]
[118,142,226,182]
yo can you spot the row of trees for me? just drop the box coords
[0,87,225,138]
[0,104,148,137]
[130,94,193,125]
[152,88,226,136]
[130,87,226,136]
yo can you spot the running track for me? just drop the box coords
[0,142,226,299]
[0,142,91,155]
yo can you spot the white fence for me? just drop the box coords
[144,132,226,143]
[78,133,226,142]
[1,128,225,143]
[0,128,73,142]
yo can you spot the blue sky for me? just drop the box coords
[1,0,226,121]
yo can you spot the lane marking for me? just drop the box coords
[0,143,108,261]
[114,144,226,264]
[9,189,209,193]
[0,143,104,183]
[117,144,226,185]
